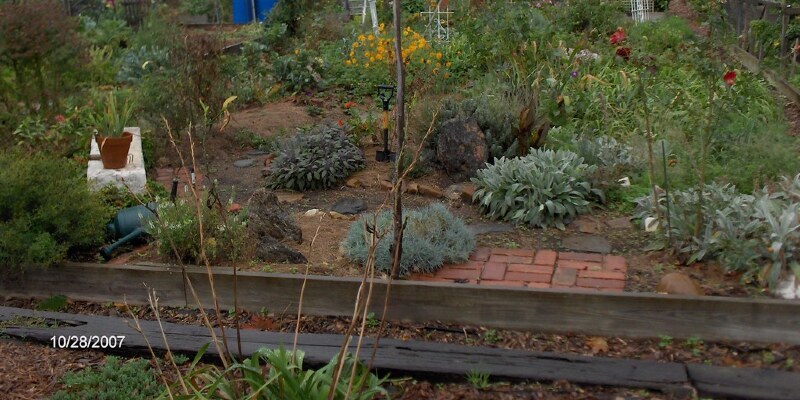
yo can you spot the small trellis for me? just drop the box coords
[420,0,453,42]
[628,0,653,24]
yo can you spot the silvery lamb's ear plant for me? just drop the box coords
[635,177,800,288]
[266,125,366,191]
[471,149,603,230]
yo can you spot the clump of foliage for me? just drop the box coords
[342,203,475,276]
[52,356,163,400]
[0,0,86,139]
[0,153,107,276]
[553,0,627,37]
[146,196,251,264]
[635,175,800,288]
[170,346,388,399]
[472,149,603,229]
[267,125,365,191]
[271,48,326,94]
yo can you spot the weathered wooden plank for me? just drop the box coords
[734,45,800,104]
[687,363,800,400]
[4,263,800,345]
[0,306,692,392]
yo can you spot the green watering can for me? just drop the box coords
[99,203,157,260]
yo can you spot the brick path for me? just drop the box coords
[410,247,627,292]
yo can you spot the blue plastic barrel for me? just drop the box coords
[232,0,254,24]
[255,0,277,21]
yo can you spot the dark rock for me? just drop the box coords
[247,189,305,263]
[234,159,257,168]
[255,237,307,264]
[436,117,489,180]
[248,189,302,243]
[467,222,514,235]
[562,234,612,254]
[331,197,366,215]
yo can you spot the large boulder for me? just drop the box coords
[247,189,306,263]
[436,117,489,181]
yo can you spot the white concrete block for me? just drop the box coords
[87,127,146,194]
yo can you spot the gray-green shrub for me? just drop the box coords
[634,176,800,288]
[0,153,108,276]
[267,125,365,191]
[472,149,603,229]
[342,203,475,276]
[52,356,163,400]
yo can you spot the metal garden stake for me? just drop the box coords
[376,84,396,162]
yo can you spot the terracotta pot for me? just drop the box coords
[97,131,133,169]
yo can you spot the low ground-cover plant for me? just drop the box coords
[266,125,365,191]
[169,346,388,399]
[0,153,107,276]
[342,203,475,276]
[472,149,603,229]
[147,196,251,264]
[635,175,800,288]
[52,356,163,400]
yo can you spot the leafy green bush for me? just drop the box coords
[52,356,163,400]
[271,48,326,94]
[553,0,627,36]
[0,153,107,276]
[267,125,365,191]
[472,149,603,229]
[146,196,251,264]
[342,204,475,276]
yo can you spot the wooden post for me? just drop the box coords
[781,1,789,72]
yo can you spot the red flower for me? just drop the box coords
[54,114,66,123]
[609,27,626,45]
[723,71,736,86]
[615,47,631,61]
[344,101,356,109]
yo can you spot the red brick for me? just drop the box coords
[507,264,554,275]
[447,261,485,271]
[578,270,626,280]
[552,267,578,286]
[505,271,552,283]
[534,250,557,265]
[491,248,535,258]
[576,277,625,289]
[603,255,628,272]
[559,252,604,263]
[479,280,527,287]
[436,268,480,280]
[557,259,602,270]
[488,254,533,264]
[526,282,551,289]
[480,262,507,280]
[469,248,492,262]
